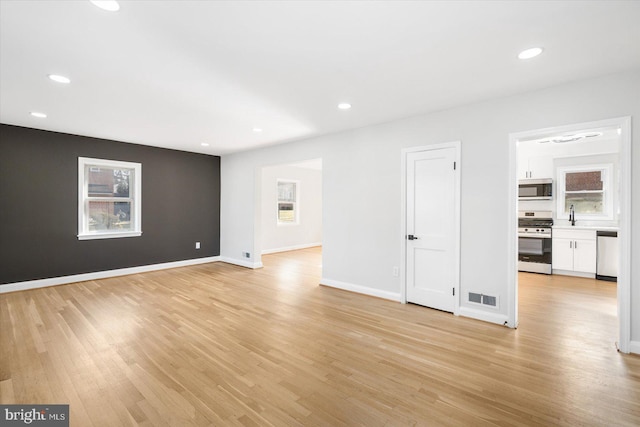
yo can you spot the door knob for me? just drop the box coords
[407,235,419,240]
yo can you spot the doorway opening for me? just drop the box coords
[258,158,323,271]
[508,117,631,353]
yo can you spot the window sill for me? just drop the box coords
[78,231,142,240]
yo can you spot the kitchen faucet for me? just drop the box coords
[569,204,575,226]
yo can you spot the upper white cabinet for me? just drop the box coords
[528,155,554,178]
[520,154,554,179]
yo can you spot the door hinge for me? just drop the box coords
[453,161,456,170]
[452,287,455,296]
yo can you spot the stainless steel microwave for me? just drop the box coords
[518,178,552,200]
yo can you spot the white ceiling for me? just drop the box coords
[1,1,639,155]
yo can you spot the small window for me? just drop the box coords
[277,180,299,224]
[557,164,612,220]
[78,157,142,240]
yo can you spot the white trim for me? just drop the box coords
[78,157,142,240]
[458,306,509,326]
[617,116,632,354]
[261,242,322,255]
[78,231,142,240]
[507,133,519,328]
[220,257,264,269]
[320,278,401,302]
[0,256,221,294]
[508,116,632,352]
[400,141,461,316]
[551,270,595,279]
[629,341,640,356]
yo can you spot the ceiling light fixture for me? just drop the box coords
[552,135,582,144]
[48,74,71,84]
[30,112,47,118]
[252,128,263,133]
[338,103,352,110]
[89,0,120,12]
[576,131,603,139]
[200,143,210,147]
[518,47,543,60]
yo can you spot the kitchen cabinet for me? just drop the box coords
[552,229,596,275]
[520,155,554,179]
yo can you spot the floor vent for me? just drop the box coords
[468,292,499,308]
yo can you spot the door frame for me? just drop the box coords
[400,141,461,316]
[507,117,631,352]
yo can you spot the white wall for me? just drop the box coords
[220,69,640,348]
[261,164,322,253]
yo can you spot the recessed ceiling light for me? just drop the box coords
[252,128,263,133]
[518,47,543,60]
[30,112,47,118]
[48,74,71,84]
[338,103,352,110]
[89,0,120,12]
[200,143,210,147]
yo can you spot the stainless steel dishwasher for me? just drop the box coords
[596,231,618,282]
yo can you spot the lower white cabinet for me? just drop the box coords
[552,229,597,275]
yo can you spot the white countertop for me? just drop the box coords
[553,224,619,231]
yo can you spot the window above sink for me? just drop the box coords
[556,164,613,221]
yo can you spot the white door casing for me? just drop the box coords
[403,143,460,313]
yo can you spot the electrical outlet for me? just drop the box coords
[242,252,251,258]
[195,242,200,249]
[392,266,399,277]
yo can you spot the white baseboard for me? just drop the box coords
[552,269,595,279]
[261,242,322,255]
[628,340,640,355]
[458,306,509,327]
[220,257,263,269]
[320,278,401,302]
[0,256,221,294]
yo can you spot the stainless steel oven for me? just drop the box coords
[518,211,553,274]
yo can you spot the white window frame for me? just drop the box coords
[276,179,300,225]
[78,157,142,240]
[556,163,613,221]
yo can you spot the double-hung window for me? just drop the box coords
[557,164,613,220]
[78,157,142,240]
[277,180,299,225]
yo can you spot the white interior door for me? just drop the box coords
[406,147,457,312]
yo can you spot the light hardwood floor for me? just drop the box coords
[1,247,639,426]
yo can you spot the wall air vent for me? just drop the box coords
[482,295,497,307]
[468,292,482,304]
[468,292,499,309]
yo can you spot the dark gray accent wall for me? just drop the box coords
[0,124,220,285]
